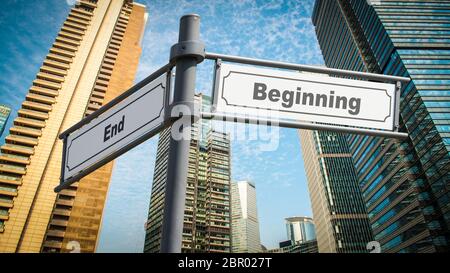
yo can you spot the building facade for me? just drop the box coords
[144,95,232,253]
[285,216,316,244]
[0,0,147,253]
[231,181,262,253]
[299,129,374,253]
[312,0,450,253]
[0,105,11,138]
[266,240,319,254]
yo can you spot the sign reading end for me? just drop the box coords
[213,63,397,131]
[57,72,169,192]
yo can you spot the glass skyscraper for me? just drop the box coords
[265,217,318,253]
[285,216,316,244]
[312,0,449,253]
[300,129,374,253]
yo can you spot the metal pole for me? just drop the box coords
[205,52,410,83]
[160,14,204,253]
[201,112,409,140]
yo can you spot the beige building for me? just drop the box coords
[0,0,147,253]
[231,181,261,253]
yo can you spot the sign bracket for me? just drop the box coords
[200,112,409,139]
[210,58,221,112]
[204,52,410,83]
[393,81,402,132]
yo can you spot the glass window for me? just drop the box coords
[372,209,396,229]
[383,235,402,250]
[364,175,383,196]
[424,101,450,107]
[355,138,378,169]
[431,113,450,119]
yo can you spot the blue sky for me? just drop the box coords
[0,0,324,251]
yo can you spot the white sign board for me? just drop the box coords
[61,73,168,183]
[213,63,396,131]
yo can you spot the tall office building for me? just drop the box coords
[312,0,450,253]
[144,94,232,253]
[285,216,316,244]
[0,0,147,253]
[299,129,374,253]
[0,105,11,137]
[231,181,261,253]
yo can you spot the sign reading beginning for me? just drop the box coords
[213,63,397,131]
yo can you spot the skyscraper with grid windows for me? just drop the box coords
[231,180,261,253]
[0,0,147,253]
[312,0,450,253]
[299,129,374,253]
[144,94,232,253]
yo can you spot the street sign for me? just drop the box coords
[57,72,170,191]
[55,14,410,254]
[212,63,397,131]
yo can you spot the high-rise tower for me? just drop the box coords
[312,0,450,252]
[231,181,261,253]
[0,0,147,253]
[299,130,374,253]
[144,94,232,253]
